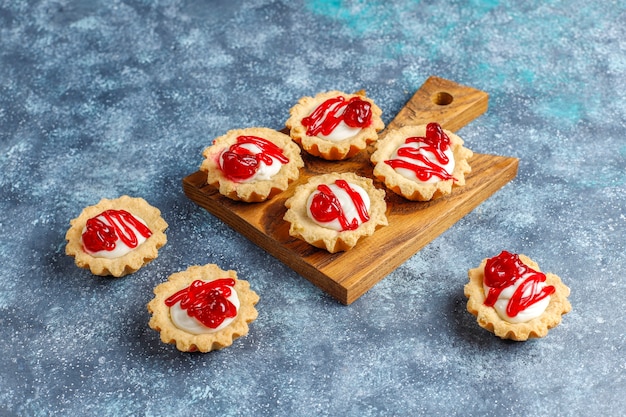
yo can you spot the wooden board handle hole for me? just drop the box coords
[432,91,454,106]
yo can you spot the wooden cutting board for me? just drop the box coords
[182,76,519,304]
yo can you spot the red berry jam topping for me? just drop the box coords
[309,179,369,231]
[384,122,454,182]
[301,96,372,137]
[220,135,289,182]
[165,279,238,329]
[82,209,152,253]
[483,251,556,318]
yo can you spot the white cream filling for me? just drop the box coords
[81,214,149,259]
[483,273,552,323]
[306,182,370,231]
[391,142,455,184]
[169,287,240,334]
[317,120,361,141]
[220,143,283,183]
[310,104,362,142]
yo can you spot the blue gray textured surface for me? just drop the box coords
[1,0,625,416]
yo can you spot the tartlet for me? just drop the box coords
[464,251,572,341]
[283,172,388,253]
[201,127,304,202]
[147,264,259,353]
[286,90,384,160]
[65,196,168,277]
[371,122,472,201]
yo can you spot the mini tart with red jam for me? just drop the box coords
[464,251,572,341]
[147,264,259,353]
[65,196,168,277]
[371,122,473,201]
[201,127,304,202]
[286,90,384,160]
[283,172,388,253]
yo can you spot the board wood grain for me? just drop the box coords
[182,76,519,304]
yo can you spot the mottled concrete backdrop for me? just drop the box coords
[1,0,625,416]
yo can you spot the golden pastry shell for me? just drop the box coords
[286,90,384,160]
[65,195,168,277]
[464,254,572,341]
[147,264,259,353]
[283,172,388,253]
[371,124,473,201]
[201,127,304,202]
